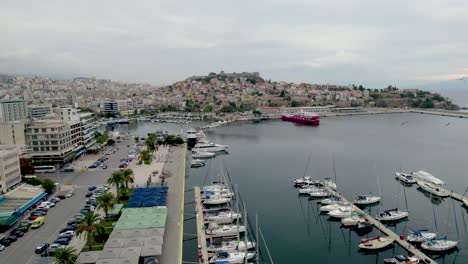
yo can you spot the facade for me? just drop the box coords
[25,119,82,164]
[28,104,52,119]
[116,99,134,116]
[56,107,97,150]
[102,101,118,114]
[0,146,21,194]
[0,99,28,122]
[0,121,26,147]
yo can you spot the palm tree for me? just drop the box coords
[107,171,124,201]
[122,169,135,189]
[97,192,115,219]
[75,212,103,251]
[54,247,78,264]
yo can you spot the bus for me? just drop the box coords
[34,165,56,173]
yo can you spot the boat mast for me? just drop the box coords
[256,212,259,264]
[244,203,248,264]
[332,154,337,186]
[303,153,312,178]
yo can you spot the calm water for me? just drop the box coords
[124,114,468,263]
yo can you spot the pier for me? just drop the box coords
[194,186,210,264]
[323,186,438,264]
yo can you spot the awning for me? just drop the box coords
[74,148,87,158]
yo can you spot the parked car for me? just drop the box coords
[37,205,49,211]
[50,198,60,203]
[80,208,90,215]
[88,163,97,169]
[84,205,95,211]
[118,163,128,168]
[5,235,18,243]
[54,237,71,246]
[59,230,75,237]
[11,230,24,237]
[31,216,45,229]
[41,244,64,257]
[28,215,38,221]
[88,186,97,191]
[85,192,93,198]
[58,226,75,234]
[42,201,55,207]
[66,191,75,197]
[35,243,49,254]
[31,211,46,216]
[57,194,67,199]
[0,244,5,251]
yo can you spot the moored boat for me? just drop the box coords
[407,229,437,243]
[375,208,408,221]
[341,212,366,227]
[323,177,337,190]
[191,160,205,168]
[208,251,255,264]
[328,206,353,218]
[320,203,349,212]
[282,112,320,126]
[207,239,255,253]
[320,196,343,205]
[353,195,381,205]
[205,210,241,224]
[358,236,394,250]
[421,237,458,252]
[309,189,329,198]
[416,181,450,197]
[192,151,216,159]
[203,196,231,205]
[384,255,420,264]
[395,172,416,184]
[206,223,246,236]
[193,142,229,153]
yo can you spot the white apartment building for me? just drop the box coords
[0,146,21,194]
[116,99,134,116]
[25,119,82,164]
[0,99,28,122]
[55,107,97,150]
[0,122,27,154]
[28,104,52,119]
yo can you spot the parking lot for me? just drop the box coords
[0,139,134,263]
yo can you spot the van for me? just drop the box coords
[31,217,45,229]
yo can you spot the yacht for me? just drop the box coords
[320,203,350,212]
[298,186,321,194]
[358,236,394,250]
[341,213,366,227]
[407,229,437,243]
[206,223,246,236]
[207,240,255,253]
[384,255,420,264]
[192,151,216,159]
[205,210,241,224]
[203,196,231,205]
[193,142,229,152]
[328,207,353,218]
[421,237,458,252]
[411,170,445,185]
[294,176,314,186]
[309,189,329,198]
[323,177,337,190]
[353,195,381,205]
[416,181,450,197]
[191,160,205,168]
[320,196,343,205]
[395,172,416,184]
[376,208,408,221]
[203,190,234,199]
[186,128,198,148]
[209,251,255,264]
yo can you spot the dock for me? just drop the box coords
[194,186,210,264]
[323,187,438,264]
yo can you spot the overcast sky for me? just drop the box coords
[1,0,468,87]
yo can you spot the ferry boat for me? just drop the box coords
[186,128,198,148]
[282,112,320,126]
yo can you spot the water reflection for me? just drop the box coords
[416,187,445,205]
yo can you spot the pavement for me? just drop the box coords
[0,139,134,264]
[159,145,186,264]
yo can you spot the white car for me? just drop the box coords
[38,204,50,210]
[0,244,5,251]
[49,243,65,250]
[41,201,55,207]
[66,191,75,197]
[59,230,75,237]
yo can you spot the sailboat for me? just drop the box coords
[406,229,437,243]
[358,236,394,250]
[384,255,420,264]
[308,189,329,198]
[208,251,256,264]
[416,181,450,197]
[353,195,381,205]
[395,172,416,184]
[320,203,350,212]
[205,210,242,224]
[206,223,246,236]
[207,239,256,253]
[203,196,231,205]
[323,177,337,190]
[320,196,343,205]
[375,208,408,221]
[421,237,458,252]
[327,206,354,218]
[341,212,366,227]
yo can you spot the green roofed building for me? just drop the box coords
[113,207,167,230]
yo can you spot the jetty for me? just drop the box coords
[322,186,438,264]
[194,186,210,264]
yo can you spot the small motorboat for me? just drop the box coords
[421,237,458,252]
[203,189,234,199]
[328,207,353,218]
[320,196,343,205]
[298,186,321,194]
[353,195,381,205]
[358,236,394,250]
[294,176,313,186]
[191,160,205,168]
[384,255,420,264]
[395,172,416,184]
[416,181,450,197]
[353,220,373,232]
[376,208,408,221]
[206,223,246,236]
[341,212,366,227]
[207,240,256,253]
[323,177,337,190]
[309,190,329,198]
[193,142,229,153]
[320,203,350,212]
[407,229,437,243]
[209,251,255,264]
[192,151,216,159]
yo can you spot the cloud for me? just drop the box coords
[0,0,468,87]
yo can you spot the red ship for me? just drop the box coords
[281,112,320,126]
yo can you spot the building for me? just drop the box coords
[116,99,134,116]
[28,104,52,119]
[0,99,28,122]
[55,107,97,151]
[102,101,118,115]
[0,121,26,148]
[25,119,82,164]
[0,146,21,194]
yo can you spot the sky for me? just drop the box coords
[1,0,468,88]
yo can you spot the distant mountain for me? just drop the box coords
[417,79,468,107]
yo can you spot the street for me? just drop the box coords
[0,139,133,264]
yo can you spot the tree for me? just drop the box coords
[121,169,135,189]
[280,90,286,97]
[20,158,35,175]
[107,138,115,146]
[204,105,213,112]
[76,212,103,251]
[54,247,78,264]
[145,137,155,151]
[41,178,56,194]
[97,192,115,219]
[291,100,300,107]
[107,171,124,201]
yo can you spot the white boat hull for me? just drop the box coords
[206,225,246,236]
[209,252,255,264]
[208,241,255,252]
[376,211,408,221]
[416,181,450,197]
[205,212,241,224]
[395,172,416,184]
[421,240,458,252]
[203,197,231,205]
[407,232,437,243]
[354,196,381,205]
[359,237,395,250]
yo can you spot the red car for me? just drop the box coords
[28,215,38,221]
[118,163,128,168]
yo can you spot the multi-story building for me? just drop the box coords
[55,107,97,150]
[25,119,82,164]
[0,121,27,152]
[28,104,52,119]
[102,101,118,115]
[0,99,28,122]
[0,146,21,194]
[116,99,134,116]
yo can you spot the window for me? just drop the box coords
[52,147,58,151]
[40,147,45,151]
[34,128,39,133]
[33,147,38,151]
[42,128,47,133]
[32,135,37,139]
[32,142,38,145]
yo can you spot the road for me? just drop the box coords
[0,139,134,264]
